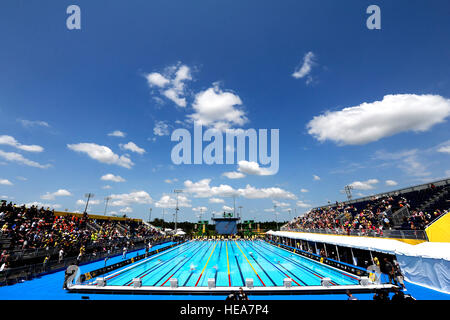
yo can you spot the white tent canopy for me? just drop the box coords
[267,230,450,293]
[266,230,450,260]
[266,230,412,255]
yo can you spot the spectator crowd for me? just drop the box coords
[0,200,163,272]
[286,185,448,235]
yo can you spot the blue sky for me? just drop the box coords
[0,0,449,222]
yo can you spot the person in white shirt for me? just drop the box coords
[58,248,64,263]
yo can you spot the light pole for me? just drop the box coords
[199,207,204,221]
[344,185,354,201]
[148,208,152,223]
[84,193,94,213]
[238,205,243,231]
[273,204,279,230]
[174,189,183,232]
[104,196,111,216]
[162,208,165,230]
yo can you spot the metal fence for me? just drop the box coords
[280,226,428,241]
[2,234,154,263]
[0,238,171,286]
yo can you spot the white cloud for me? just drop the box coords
[183,179,296,200]
[437,141,450,154]
[0,135,44,152]
[153,121,170,136]
[222,171,246,179]
[76,199,101,206]
[146,64,192,107]
[209,197,225,204]
[184,179,237,198]
[146,73,170,88]
[300,188,309,193]
[438,146,450,153]
[0,179,12,185]
[41,189,72,200]
[155,194,191,208]
[386,180,398,186]
[25,201,61,209]
[296,200,312,208]
[102,185,112,189]
[16,176,27,181]
[193,206,208,212]
[17,119,50,128]
[101,173,126,183]
[119,207,133,213]
[349,179,379,190]
[292,51,316,84]
[119,141,146,154]
[108,130,126,138]
[163,89,187,108]
[222,205,233,212]
[374,149,431,177]
[237,185,297,200]
[109,191,153,207]
[237,160,273,176]
[307,94,450,145]
[188,84,247,131]
[273,200,290,207]
[313,175,321,181]
[0,150,50,168]
[67,143,134,168]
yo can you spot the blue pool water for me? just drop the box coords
[0,240,448,300]
[95,240,359,287]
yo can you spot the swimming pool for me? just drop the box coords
[79,240,361,289]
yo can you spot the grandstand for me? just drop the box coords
[1,179,449,299]
[284,178,450,240]
[0,202,165,285]
[276,178,450,294]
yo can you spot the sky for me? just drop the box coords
[0,0,449,222]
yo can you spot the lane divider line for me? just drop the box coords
[226,241,231,287]
[159,242,211,287]
[122,241,200,286]
[260,241,338,285]
[103,241,193,285]
[230,242,245,286]
[194,241,218,287]
[235,241,266,287]
[247,241,304,286]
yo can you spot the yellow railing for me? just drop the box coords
[53,211,141,223]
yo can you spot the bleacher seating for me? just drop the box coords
[0,201,163,270]
[286,181,449,235]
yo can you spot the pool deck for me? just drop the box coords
[0,240,449,300]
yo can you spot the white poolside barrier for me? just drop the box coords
[283,278,292,288]
[170,278,178,288]
[97,277,106,287]
[132,278,142,288]
[359,277,369,286]
[321,278,331,287]
[246,278,254,289]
